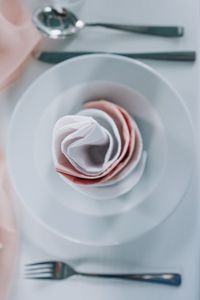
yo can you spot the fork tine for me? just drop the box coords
[26,261,53,267]
[25,266,52,271]
[25,270,52,275]
[25,276,54,280]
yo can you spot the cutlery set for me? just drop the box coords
[33,5,196,63]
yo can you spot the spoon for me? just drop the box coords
[33,5,184,39]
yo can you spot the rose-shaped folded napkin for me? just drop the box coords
[53,100,143,186]
[0,152,17,300]
[0,0,41,90]
[53,115,119,177]
[53,101,131,183]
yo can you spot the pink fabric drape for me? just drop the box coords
[0,0,41,89]
[0,152,17,300]
[0,0,41,298]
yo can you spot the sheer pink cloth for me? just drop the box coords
[0,0,41,298]
[0,152,17,300]
[0,0,41,89]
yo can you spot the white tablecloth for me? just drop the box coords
[0,0,200,299]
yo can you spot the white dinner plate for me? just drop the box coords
[7,54,195,246]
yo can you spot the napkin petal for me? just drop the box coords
[78,108,121,164]
[65,123,112,174]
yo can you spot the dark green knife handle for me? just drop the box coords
[37,51,196,64]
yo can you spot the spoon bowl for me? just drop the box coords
[33,6,84,39]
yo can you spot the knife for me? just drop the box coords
[35,51,196,64]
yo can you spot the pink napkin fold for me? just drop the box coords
[0,0,41,90]
[0,151,17,300]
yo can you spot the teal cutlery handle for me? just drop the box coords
[86,23,184,37]
[123,51,196,61]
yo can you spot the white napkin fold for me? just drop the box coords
[53,114,121,176]
[77,108,121,164]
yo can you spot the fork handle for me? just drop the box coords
[78,272,181,286]
[86,23,184,37]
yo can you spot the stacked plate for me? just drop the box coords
[7,54,194,247]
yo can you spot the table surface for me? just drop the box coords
[0,0,200,299]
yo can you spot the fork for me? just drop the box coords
[25,261,181,286]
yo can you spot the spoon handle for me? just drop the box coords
[36,51,196,64]
[86,23,184,37]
